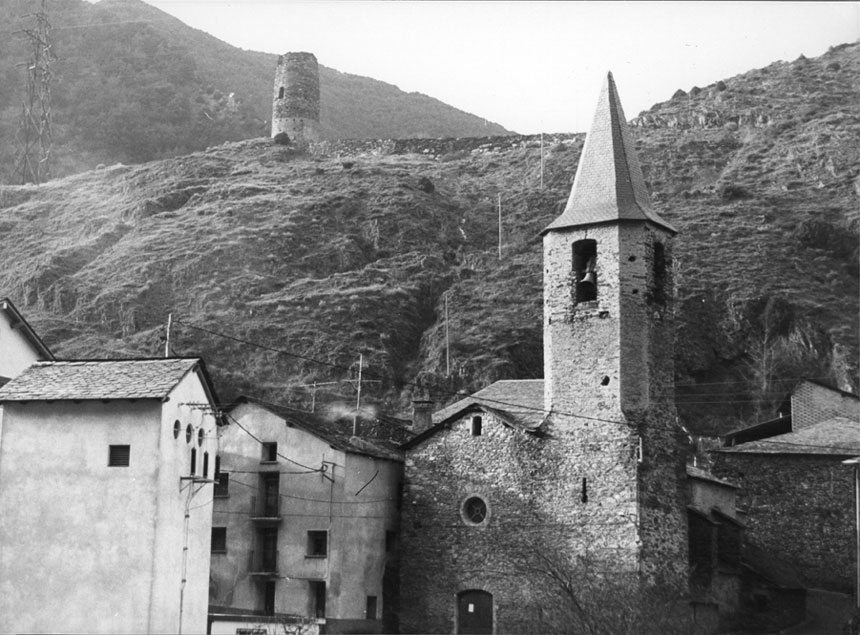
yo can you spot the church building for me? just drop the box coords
[398,73,689,634]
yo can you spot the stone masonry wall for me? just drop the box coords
[710,452,855,591]
[272,52,321,144]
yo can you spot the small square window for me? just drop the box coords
[307,530,328,557]
[214,472,230,497]
[211,527,227,553]
[108,445,130,467]
[262,442,278,462]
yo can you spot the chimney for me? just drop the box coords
[411,397,434,434]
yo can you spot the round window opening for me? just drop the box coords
[173,420,181,439]
[463,496,488,525]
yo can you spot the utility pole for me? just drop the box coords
[497,193,502,260]
[14,0,55,185]
[165,313,173,358]
[540,132,545,190]
[445,291,450,377]
[353,354,363,436]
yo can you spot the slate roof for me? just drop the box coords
[686,465,739,489]
[233,397,403,463]
[0,358,206,402]
[715,416,859,456]
[543,72,676,235]
[431,379,545,428]
[0,297,54,360]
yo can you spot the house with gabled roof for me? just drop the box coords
[398,73,689,634]
[0,297,54,385]
[0,357,219,634]
[209,396,408,635]
[712,415,860,593]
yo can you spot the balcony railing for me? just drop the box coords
[249,495,282,523]
[249,549,279,575]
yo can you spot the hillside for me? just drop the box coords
[0,0,510,183]
[0,42,858,436]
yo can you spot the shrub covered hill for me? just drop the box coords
[1,42,858,437]
[0,0,509,183]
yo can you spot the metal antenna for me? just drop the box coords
[14,0,55,185]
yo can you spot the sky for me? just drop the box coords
[123,1,858,134]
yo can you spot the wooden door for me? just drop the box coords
[458,590,493,634]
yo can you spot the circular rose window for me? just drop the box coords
[462,496,488,525]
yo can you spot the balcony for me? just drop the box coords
[250,495,282,524]
[249,549,279,576]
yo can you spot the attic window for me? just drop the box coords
[108,445,130,467]
[573,239,598,303]
[262,442,278,462]
[471,415,483,436]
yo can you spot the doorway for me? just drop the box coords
[457,590,493,634]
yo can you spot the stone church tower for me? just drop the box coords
[398,73,688,634]
[271,52,320,147]
[542,71,687,577]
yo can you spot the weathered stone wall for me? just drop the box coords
[272,52,321,145]
[310,133,578,160]
[791,381,859,431]
[542,222,688,581]
[710,452,855,591]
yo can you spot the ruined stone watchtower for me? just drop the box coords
[271,52,320,147]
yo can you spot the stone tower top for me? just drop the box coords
[544,72,676,234]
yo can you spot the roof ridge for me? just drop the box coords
[543,72,676,234]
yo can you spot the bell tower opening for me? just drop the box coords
[573,239,597,303]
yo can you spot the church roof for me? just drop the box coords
[544,72,677,234]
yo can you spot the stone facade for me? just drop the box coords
[711,452,856,592]
[272,52,321,147]
[399,73,689,634]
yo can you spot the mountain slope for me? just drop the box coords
[0,42,857,436]
[0,0,510,182]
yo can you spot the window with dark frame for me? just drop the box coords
[211,527,227,553]
[214,472,230,497]
[307,530,328,557]
[108,445,130,467]
[262,442,278,462]
[471,415,483,436]
[463,496,488,524]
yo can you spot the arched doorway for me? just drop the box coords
[457,590,493,634]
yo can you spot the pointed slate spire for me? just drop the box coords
[544,72,677,234]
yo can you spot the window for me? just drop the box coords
[173,420,181,439]
[185,423,193,444]
[203,451,209,478]
[573,239,598,303]
[197,427,204,447]
[190,448,197,475]
[309,581,326,618]
[307,530,328,557]
[108,445,130,467]
[470,415,482,437]
[262,442,278,462]
[211,527,226,553]
[214,455,221,480]
[385,530,396,553]
[278,86,285,99]
[264,580,276,615]
[214,472,230,497]
[581,477,588,503]
[462,496,488,525]
[366,595,378,620]
[651,241,667,305]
